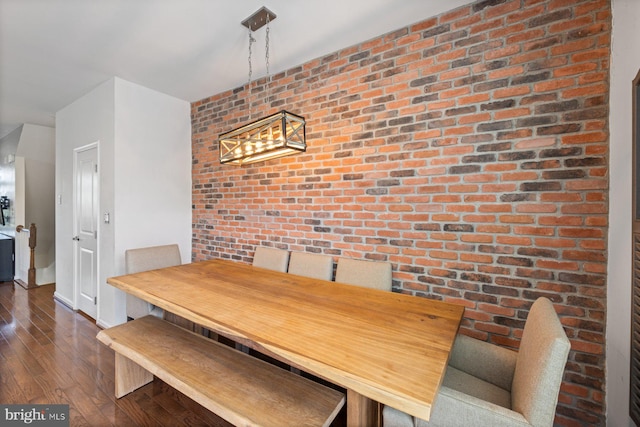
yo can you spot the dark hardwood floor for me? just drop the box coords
[0,281,233,426]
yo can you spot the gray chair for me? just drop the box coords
[383,297,571,427]
[335,258,392,291]
[252,246,290,272]
[125,244,182,320]
[287,252,334,281]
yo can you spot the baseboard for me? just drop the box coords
[96,318,115,330]
[53,291,74,309]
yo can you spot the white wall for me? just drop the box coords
[24,158,56,267]
[113,78,192,273]
[607,1,640,425]
[0,125,22,235]
[16,123,56,271]
[0,123,55,286]
[17,123,55,163]
[55,78,115,309]
[55,77,191,328]
[14,157,25,237]
[103,78,192,326]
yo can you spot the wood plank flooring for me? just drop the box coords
[0,281,234,426]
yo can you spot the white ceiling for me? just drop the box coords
[0,0,471,139]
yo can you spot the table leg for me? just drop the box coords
[347,389,381,427]
[114,353,153,398]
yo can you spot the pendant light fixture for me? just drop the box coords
[218,7,306,166]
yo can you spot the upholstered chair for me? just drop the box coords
[334,258,392,291]
[287,252,334,281]
[383,297,571,427]
[125,244,182,320]
[252,246,290,272]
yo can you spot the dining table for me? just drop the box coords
[106,258,465,427]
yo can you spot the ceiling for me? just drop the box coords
[0,0,471,139]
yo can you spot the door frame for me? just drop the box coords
[72,141,100,319]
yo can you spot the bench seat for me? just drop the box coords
[97,315,345,427]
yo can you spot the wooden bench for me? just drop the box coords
[97,315,345,427]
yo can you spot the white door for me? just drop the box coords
[74,144,99,319]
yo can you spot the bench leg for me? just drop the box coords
[347,389,381,427]
[115,353,153,398]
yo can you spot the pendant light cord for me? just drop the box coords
[265,14,271,110]
[248,27,255,86]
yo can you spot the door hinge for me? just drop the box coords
[94,296,97,305]
[94,230,97,239]
[94,164,98,173]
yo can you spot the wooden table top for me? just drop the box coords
[107,258,464,421]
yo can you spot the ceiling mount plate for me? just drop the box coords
[241,7,276,31]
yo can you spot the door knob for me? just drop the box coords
[72,236,80,241]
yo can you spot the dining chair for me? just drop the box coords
[334,257,392,291]
[125,244,182,320]
[252,246,290,272]
[287,252,334,281]
[124,243,205,333]
[382,297,571,427]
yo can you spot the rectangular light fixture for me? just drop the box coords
[219,110,306,165]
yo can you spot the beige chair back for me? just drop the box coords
[125,244,182,319]
[335,258,392,291]
[288,252,334,281]
[125,244,182,274]
[252,246,290,272]
[511,297,570,426]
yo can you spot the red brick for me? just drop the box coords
[450,13,482,31]
[576,0,609,15]
[488,66,526,80]
[509,50,547,65]
[441,5,472,23]
[551,39,596,56]
[494,107,531,120]
[470,18,505,35]
[494,85,531,98]
[535,78,573,94]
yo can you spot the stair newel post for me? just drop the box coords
[27,223,36,287]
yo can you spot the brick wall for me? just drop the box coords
[191,0,611,425]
